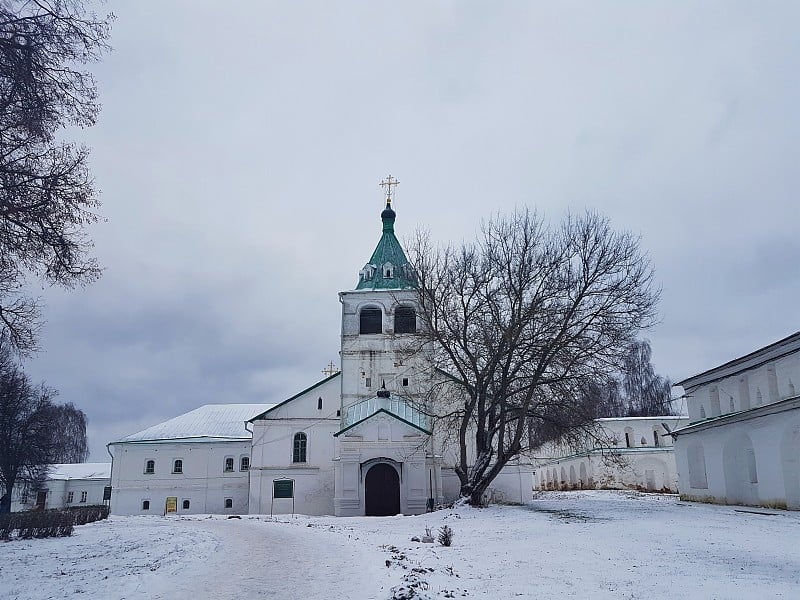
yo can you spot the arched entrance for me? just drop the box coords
[365,463,400,516]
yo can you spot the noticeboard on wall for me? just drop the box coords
[165,496,178,513]
[273,479,294,499]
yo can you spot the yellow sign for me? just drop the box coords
[165,496,178,513]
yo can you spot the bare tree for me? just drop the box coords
[410,209,659,506]
[619,339,674,416]
[0,0,112,353]
[0,334,87,513]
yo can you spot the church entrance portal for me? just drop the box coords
[365,463,400,516]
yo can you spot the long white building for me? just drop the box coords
[108,404,272,515]
[673,332,800,509]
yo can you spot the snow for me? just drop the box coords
[47,463,111,480]
[2,491,798,599]
[113,404,274,443]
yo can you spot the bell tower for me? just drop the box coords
[338,176,430,416]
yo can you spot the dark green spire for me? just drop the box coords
[356,201,416,290]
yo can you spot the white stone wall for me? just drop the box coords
[674,398,800,509]
[109,440,252,515]
[533,416,687,493]
[249,417,339,516]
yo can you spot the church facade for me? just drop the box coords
[109,194,532,516]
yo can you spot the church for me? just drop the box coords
[108,181,533,517]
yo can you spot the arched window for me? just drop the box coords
[225,498,233,509]
[240,456,250,471]
[142,500,150,510]
[359,308,382,334]
[182,499,190,510]
[395,307,416,334]
[224,457,234,472]
[293,432,307,463]
[173,459,183,474]
[653,431,660,446]
[144,459,155,474]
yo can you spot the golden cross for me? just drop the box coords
[379,174,400,205]
[322,361,339,377]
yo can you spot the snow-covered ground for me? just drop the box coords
[1,491,798,599]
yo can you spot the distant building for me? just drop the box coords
[673,332,800,509]
[107,404,272,515]
[11,463,111,512]
[533,416,688,493]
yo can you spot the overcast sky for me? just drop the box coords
[21,1,800,460]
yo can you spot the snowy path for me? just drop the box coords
[132,517,390,600]
[0,516,391,600]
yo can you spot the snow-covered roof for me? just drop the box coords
[113,404,274,443]
[48,463,111,480]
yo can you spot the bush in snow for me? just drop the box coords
[437,525,454,547]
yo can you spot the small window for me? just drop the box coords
[144,459,155,474]
[173,459,183,474]
[317,397,323,410]
[142,500,150,510]
[402,378,409,387]
[653,431,660,447]
[80,491,87,503]
[293,432,307,463]
[365,377,372,388]
[225,498,233,509]
[240,456,250,471]
[360,308,382,334]
[67,491,74,503]
[395,307,416,333]
[624,432,633,448]
[224,457,234,472]
[182,499,190,510]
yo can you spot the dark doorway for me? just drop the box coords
[35,490,47,510]
[365,463,400,516]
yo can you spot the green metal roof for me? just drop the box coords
[355,203,416,290]
[334,393,431,437]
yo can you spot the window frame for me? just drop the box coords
[394,306,417,334]
[359,307,383,335]
[80,490,87,503]
[144,459,155,475]
[224,457,235,472]
[142,499,150,511]
[182,499,190,510]
[292,432,308,463]
[224,498,233,509]
[173,459,183,474]
[240,456,250,471]
[66,491,74,503]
